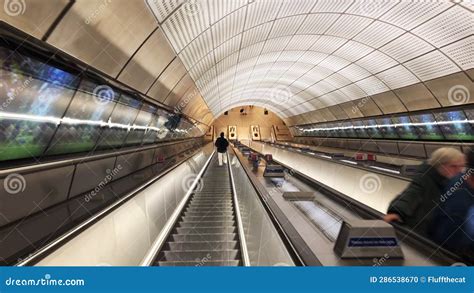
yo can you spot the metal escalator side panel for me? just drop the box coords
[147,155,243,266]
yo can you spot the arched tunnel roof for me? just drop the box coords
[152,0,473,119]
[1,0,472,125]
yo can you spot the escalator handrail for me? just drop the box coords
[140,150,216,266]
[226,152,250,266]
[258,141,410,181]
[229,146,308,266]
[16,145,212,266]
[244,142,466,265]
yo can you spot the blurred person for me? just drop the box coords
[431,149,474,262]
[384,147,466,238]
[215,132,229,166]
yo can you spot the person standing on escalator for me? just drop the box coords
[215,132,229,166]
[431,149,474,262]
[384,147,466,239]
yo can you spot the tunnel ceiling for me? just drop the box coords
[1,0,472,125]
[149,0,473,118]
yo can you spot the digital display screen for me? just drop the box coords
[0,47,80,89]
[377,118,399,139]
[97,94,141,149]
[125,103,156,146]
[435,110,474,141]
[0,68,76,161]
[312,124,325,137]
[365,119,382,138]
[341,121,357,138]
[279,107,474,144]
[0,43,203,164]
[410,113,444,140]
[142,115,160,144]
[321,123,335,137]
[46,80,118,156]
[392,116,418,140]
[353,120,369,138]
[165,112,182,133]
[291,126,303,136]
[145,109,173,141]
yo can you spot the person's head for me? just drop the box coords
[428,147,466,179]
[220,132,225,138]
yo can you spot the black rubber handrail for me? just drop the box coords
[230,146,309,266]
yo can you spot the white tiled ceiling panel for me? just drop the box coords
[146,0,473,117]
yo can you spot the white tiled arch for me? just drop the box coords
[147,0,473,117]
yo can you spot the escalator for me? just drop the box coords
[153,155,242,266]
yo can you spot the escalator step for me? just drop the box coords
[157,260,240,266]
[187,205,233,210]
[184,211,234,217]
[159,250,240,262]
[164,241,238,251]
[188,202,232,207]
[181,215,235,222]
[190,199,233,204]
[178,221,235,228]
[175,226,237,234]
[153,156,243,266]
[171,233,237,242]
[186,207,234,212]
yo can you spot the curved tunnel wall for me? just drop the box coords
[0,0,214,126]
[212,106,287,141]
[2,0,472,129]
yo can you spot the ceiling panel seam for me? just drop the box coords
[145,56,178,94]
[150,13,214,118]
[42,0,76,42]
[115,26,160,79]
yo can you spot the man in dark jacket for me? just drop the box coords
[384,147,465,238]
[215,132,229,166]
[431,149,474,262]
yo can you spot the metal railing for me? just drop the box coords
[140,150,216,266]
[226,152,250,266]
